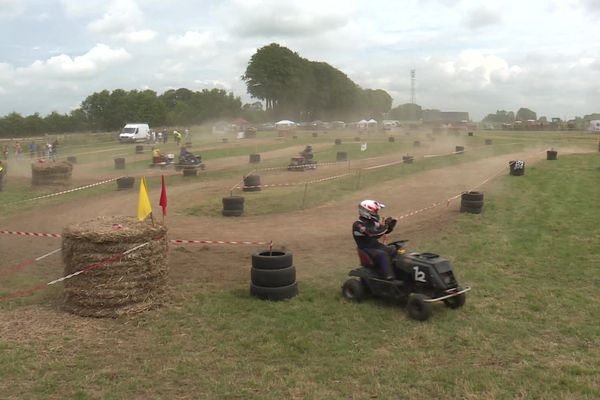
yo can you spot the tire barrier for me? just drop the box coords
[250,250,298,301]
[135,145,144,154]
[67,156,77,163]
[388,136,395,142]
[116,176,135,190]
[312,132,318,137]
[354,137,361,142]
[222,196,244,216]
[249,153,261,163]
[509,160,525,176]
[547,150,557,160]
[222,138,228,143]
[460,191,483,214]
[335,139,342,145]
[292,135,298,139]
[114,157,125,170]
[413,140,421,147]
[485,139,493,145]
[243,174,261,192]
[468,132,474,136]
[182,168,197,177]
[336,151,348,161]
[455,146,465,154]
[402,155,414,164]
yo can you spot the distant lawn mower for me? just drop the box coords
[287,156,317,171]
[342,240,471,321]
[174,153,205,171]
[150,153,175,169]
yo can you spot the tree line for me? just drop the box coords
[242,43,392,121]
[0,88,243,138]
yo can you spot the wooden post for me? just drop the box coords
[301,182,309,209]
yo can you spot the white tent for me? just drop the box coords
[357,119,369,129]
[275,120,296,129]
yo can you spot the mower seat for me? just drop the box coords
[357,248,375,269]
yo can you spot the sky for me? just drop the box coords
[0,0,599,121]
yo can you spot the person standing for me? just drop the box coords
[163,129,168,144]
[0,160,5,191]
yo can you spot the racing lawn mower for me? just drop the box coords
[342,240,471,321]
[174,152,205,171]
[150,153,175,168]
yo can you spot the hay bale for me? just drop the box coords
[61,216,169,318]
[31,161,73,186]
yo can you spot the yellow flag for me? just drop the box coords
[137,176,153,221]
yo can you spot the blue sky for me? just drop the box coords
[1,0,599,120]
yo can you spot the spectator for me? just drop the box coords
[29,141,37,158]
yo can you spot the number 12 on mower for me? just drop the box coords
[413,266,426,283]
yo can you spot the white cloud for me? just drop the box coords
[167,31,217,52]
[115,29,157,44]
[60,0,107,18]
[0,0,24,18]
[223,0,356,37]
[463,6,502,29]
[87,0,142,34]
[21,44,130,79]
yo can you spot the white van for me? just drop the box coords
[119,123,150,143]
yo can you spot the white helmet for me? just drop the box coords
[358,199,385,220]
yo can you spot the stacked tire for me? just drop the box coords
[183,167,197,177]
[116,176,135,190]
[335,139,342,145]
[135,145,144,154]
[547,150,557,160]
[460,191,483,214]
[455,146,465,154]
[336,151,347,161]
[249,154,261,163]
[250,250,298,301]
[509,160,525,176]
[485,139,493,145]
[222,196,244,216]
[413,140,420,147]
[388,136,395,142]
[67,156,77,163]
[114,157,125,169]
[402,155,414,164]
[243,174,261,192]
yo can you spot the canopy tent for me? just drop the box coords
[275,120,296,130]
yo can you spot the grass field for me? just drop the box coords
[1,150,598,399]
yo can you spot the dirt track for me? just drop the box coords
[0,147,549,288]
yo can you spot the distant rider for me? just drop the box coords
[301,145,313,160]
[352,200,398,280]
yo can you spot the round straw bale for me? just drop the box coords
[61,216,168,318]
[31,161,73,186]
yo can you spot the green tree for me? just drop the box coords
[515,107,537,121]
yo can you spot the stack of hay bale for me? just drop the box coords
[31,161,73,186]
[62,216,169,318]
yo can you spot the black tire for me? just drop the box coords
[335,139,342,145]
[250,282,298,301]
[222,209,243,217]
[407,293,432,321]
[222,196,244,209]
[183,168,197,177]
[251,265,296,287]
[243,174,261,192]
[444,292,466,309]
[116,177,135,190]
[336,152,347,161]
[252,251,293,270]
[462,191,483,201]
[461,199,483,208]
[341,279,365,303]
[388,136,395,142]
[460,205,482,214]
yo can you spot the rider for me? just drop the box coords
[301,145,313,160]
[352,200,398,280]
[152,147,163,163]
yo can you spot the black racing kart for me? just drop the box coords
[342,240,471,321]
[174,153,205,171]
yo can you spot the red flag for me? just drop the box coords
[159,175,167,217]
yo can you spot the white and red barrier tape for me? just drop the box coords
[0,248,61,278]
[0,230,62,238]
[10,177,121,204]
[0,230,273,247]
[0,240,157,302]
[236,171,356,190]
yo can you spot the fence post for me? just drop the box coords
[301,182,309,209]
[356,169,362,189]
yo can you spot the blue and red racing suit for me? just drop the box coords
[352,216,397,279]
